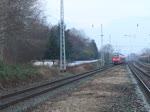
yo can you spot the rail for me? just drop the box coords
[128,62,150,100]
[0,65,113,110]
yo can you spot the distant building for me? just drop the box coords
[128,53,138,61]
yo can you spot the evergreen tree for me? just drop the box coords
[89,40,99,59]
[45,25,60,60]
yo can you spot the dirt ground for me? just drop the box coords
[31,65,148,112]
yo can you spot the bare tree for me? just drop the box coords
[0,0,50,64]
[0,0,7,61]
[99,44,114,64]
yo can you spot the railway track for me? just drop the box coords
[136,61,150,73]
[0,65,113,110]
[128,62,150,100]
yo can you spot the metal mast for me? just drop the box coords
[60,0,66,72]
[109,34,112,64]
[101,24,104,66]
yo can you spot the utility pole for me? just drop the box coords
[60,0,66,72]
[115,41,118,52]
[109,34,112,64]
[101,24,104,66]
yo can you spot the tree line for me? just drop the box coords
[0,0,99,64]
[45,25,99,61]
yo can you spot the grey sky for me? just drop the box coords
[43,0,150,55]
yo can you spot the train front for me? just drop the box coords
[112,53,126,64]
[112,56,121,64]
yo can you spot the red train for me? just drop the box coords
[112,53,126,64]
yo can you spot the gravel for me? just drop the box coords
[29,65,149,112]
[1,67,107,112]
[1,65,149,112]
[127,65,150,111]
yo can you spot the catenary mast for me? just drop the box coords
[101,24,104,66]
[60,0,66,72]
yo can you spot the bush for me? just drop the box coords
[0,63,37,80]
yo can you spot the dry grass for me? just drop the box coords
[0,62,98,89]
[67,62,98,75]
[37,66,61,78]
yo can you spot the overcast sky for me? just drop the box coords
[43,0,150,55]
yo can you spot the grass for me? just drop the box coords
[0,62,60,88]
[0,61,99,88]
[0,62,37,81]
